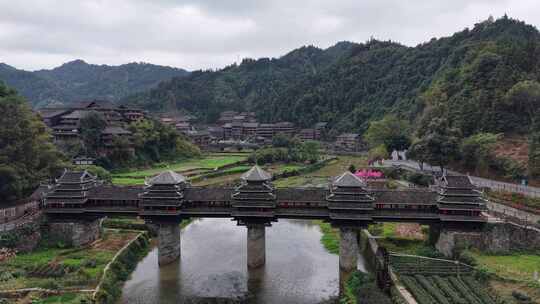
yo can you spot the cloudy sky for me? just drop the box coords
[1,0,539,71]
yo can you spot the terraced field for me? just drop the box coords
[390,255,497,304]
[112,154,249,185]
[400,275,496,304]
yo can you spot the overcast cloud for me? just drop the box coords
[0,0,539,71]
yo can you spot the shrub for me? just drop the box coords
[512,290,531,302]
[405,172,432,187]
[415,246,444,258]
[38,278,60,290]
[458,250,477,266]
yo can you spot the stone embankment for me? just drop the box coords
[436,222,540,257]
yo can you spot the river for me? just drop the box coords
[121,218,368,304]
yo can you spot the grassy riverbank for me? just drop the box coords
[0,229,142,303]
[341,271,393,304]
[312,220,339,254]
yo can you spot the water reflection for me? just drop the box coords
[121,218,367,304]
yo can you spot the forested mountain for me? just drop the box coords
[0,60,189,108]
[122,16,540,138]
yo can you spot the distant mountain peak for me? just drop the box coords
[0,63,17,71]
[63,59,88,66]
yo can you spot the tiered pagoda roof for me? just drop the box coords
[140,171,187,209]
[232,166,276,222]
[326,172,375,222]
[44,170,98,205]
[437,174,487,221]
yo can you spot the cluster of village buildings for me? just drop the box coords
[38,100,143,155]
[34,100,364,160]
[159,110,364,151]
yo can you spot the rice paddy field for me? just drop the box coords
[111,153,249,185]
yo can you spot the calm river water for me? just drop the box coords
[121,218,367,304]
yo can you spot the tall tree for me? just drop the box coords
[0,82,66,201]
[528,115,540,178]
[79,111,107,157]
[416,117,461,172]
[363,115,411,151]
[505,80,540,124]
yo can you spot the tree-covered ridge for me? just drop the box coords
[123,16,540,138]
[0,60,189,108]
[0,82,67,202]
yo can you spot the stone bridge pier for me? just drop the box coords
[46,217,102,247]
[247,223,266,268]
[157,221,182,266]
[339,227,359,271]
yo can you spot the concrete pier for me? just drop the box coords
[47,218,101,247]
[247,224,266,268]
[339,227,358,271]
[158,222,181,266]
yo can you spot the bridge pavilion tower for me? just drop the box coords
[43,170,102,246]
[140,170,187,265]
[327,172,375,272]
[435,174,488,256]
[232,165,276,268]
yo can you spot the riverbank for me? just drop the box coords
[0,229,146,303]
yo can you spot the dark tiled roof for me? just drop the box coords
[276,188,327,202]
[102,126,131,135]
[72,101,96,109]
[184,187,232,201]
[444,175,473,188]
[333,172,366,188]
[61,110,86,119]
[30,185,52,200]
[53,125,78,130]
[241,166,272,182]
[89,185,142,200]
[57,170,96,183]
[372,189,437,205]
[147,171,186,185]
[38,109,70,119]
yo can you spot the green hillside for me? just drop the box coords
[123,16,540,139]
[0,60,188,108]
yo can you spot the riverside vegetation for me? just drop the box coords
[0,229,149,304]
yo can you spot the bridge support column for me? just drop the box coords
[339,227,358,271]
[158,222,181,266]
[247,224,266,268]
[47,217,101,247]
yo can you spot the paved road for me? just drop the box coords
[373,159,540,198]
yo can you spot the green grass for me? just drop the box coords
[113,154,247,178]
[377,238,430,255]
[471,251,540,281]
[0,230,132,291]
[313,220,339,254]
[111,177,146,185]
[38,292,91,304]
